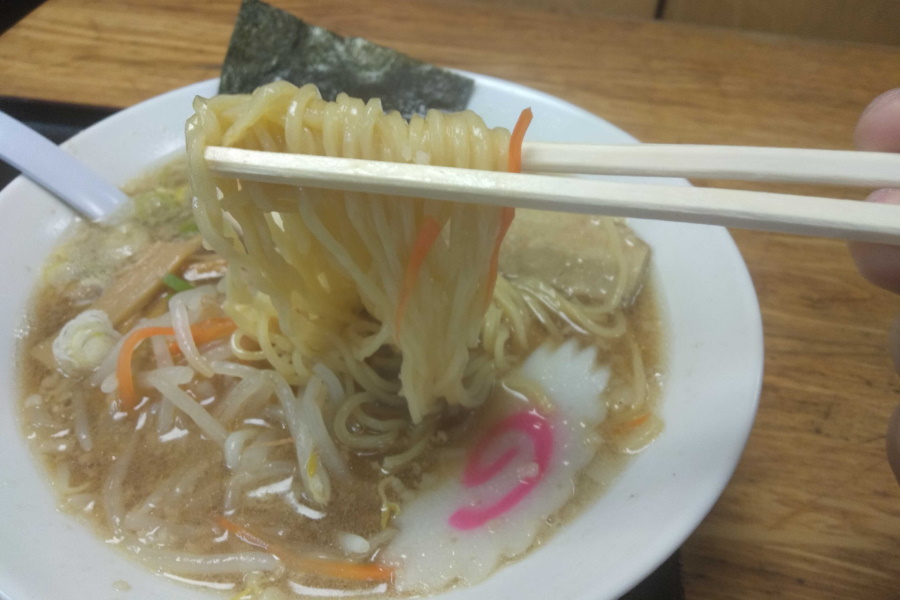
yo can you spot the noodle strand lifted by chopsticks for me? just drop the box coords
[187,82,512,422]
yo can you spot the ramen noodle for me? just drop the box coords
[19,82,663,598]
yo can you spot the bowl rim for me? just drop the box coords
[0,73,764,600]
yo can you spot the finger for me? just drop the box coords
[854,88,900,152]
[887,402,900,487]
[848,189,900,294]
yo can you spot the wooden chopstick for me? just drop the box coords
[521,143,900,187]
[204,146,900,244]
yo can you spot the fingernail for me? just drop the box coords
[861,88,900,118]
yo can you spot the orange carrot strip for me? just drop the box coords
[168,317,237,356]
[507,107,533,174]
[483,207,516,311]
[289,553,394,583]
[482,109,534,309]
[117,326,175,411]
[395,216,443,335]
[217,516,270,549]
[613,412,651,434]
[217,517,394,583]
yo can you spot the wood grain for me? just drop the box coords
[424,0,659,19]
[664,0,900,46]
[1,1,900,598]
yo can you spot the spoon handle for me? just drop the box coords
[0,109,127,221]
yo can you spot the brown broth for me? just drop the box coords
[17,165,664,599]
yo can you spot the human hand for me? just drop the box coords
[850,89,900,485]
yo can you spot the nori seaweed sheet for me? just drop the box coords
[219,0,474,118]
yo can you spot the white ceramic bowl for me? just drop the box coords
[0,75,763,600]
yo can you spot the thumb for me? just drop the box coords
[847,189,900,294]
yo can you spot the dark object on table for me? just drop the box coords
[219,0,474,119]
[622,552,685,600]
[0,96,117,190]
[0,0,45,35]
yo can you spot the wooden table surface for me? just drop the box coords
[2,0,899,598]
